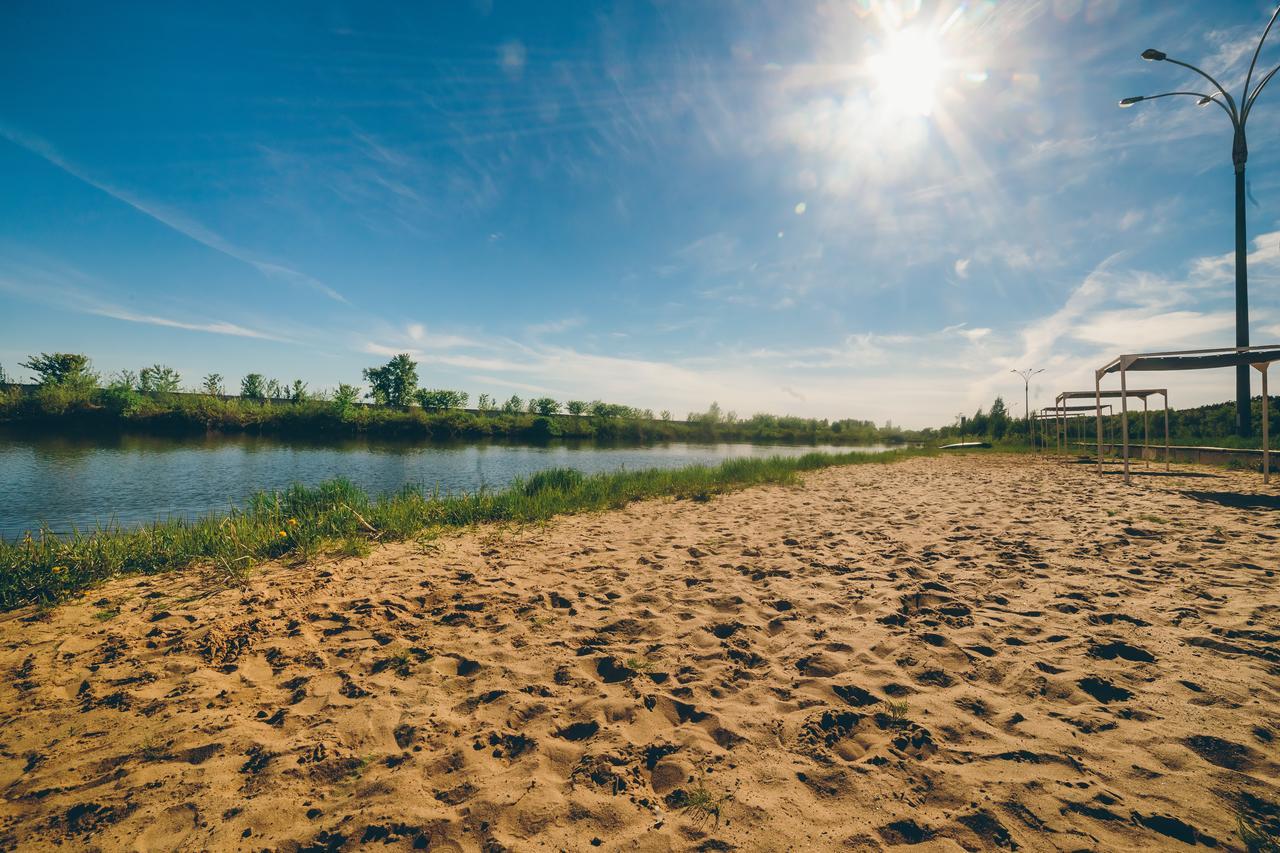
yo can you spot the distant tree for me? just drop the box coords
[660,410,671,421]
[289,379,309,402]
[0,363,8,384]
[531,397,560,416]
[265,378,284,400]
[137,364,181,393]
[989,396,1010,439]
[363,354,418,407]
[416,389,468,411]
[642,408,654,420]
[333,383,360,412]
[111,369,139,391]
[241,373,267,401]
[21,353,95,387]
[566,400,587,416]
[476,393,494,413]
[201,373,225,396]
[501,394,523,414]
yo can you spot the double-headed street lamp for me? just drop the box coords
[1011,368,1044,439]
[1119,4,1280,438]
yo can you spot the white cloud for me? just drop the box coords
[953,258,971,279]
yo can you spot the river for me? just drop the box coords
[0,430,890,537]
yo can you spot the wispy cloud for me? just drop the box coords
[90,307,291,342]
[0,124,347,303]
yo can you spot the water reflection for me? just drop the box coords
[0,429,889,537]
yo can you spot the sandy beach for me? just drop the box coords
[0,453,1277,851]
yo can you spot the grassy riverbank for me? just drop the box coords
[0,447,929,610]
[0,384,910,446]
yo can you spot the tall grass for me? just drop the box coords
[0,448,929,610]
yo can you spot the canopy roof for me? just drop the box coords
[1041,404,1114,413]
[1098,344,1280,377]
[1057,389,1165,401]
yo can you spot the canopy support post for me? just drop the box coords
[1142,396,1150,469]
[1095,374,1103,476]
[1120,364,1131,485]
[1163,392,1170,472]
[1259,363,1271,485]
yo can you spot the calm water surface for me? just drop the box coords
[0,431,889,537]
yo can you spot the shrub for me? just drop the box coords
[139,364,181,393]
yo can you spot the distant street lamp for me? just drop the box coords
[1119,5,1280,437]
[1011,368,1044,439]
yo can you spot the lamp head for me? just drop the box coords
[1118,96,1144,108]
[1141,48,1167,62]
[1196,96,1212,106]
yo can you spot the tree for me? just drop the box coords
[139,364,181,393]
[265,378,284,400]
[333,383,360,412]
[241,373,267,401]
[477,393,494,413]
[363,354,418,407]
[531,397,560,416]
[566,400,587,416]
[20,353,95,387]
[289,379,308,402]
[501,394,523,413]
[989,396,1010,439]
[660,410,671,421]
[201,373,225,396]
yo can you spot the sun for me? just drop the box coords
[867,28,946,117]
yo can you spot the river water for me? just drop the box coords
[0,431,889,537]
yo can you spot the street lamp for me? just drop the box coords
[1011,368,1044,442]
[1119,4,1280,437]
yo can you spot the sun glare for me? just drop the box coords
[867,29,945,116]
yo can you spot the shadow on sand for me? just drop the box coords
[1182,491,1280,511]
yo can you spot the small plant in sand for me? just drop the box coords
[373,651,415,678]
[335,536,372,558]
[882,699,910,726]
[92,607,119,621]
[670,771,730,825]
[137,735,168,762]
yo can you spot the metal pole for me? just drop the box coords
[1164,392,1170,471]
[1120,366,1131,484]
[1236,162,1253,438]
[1143,396,1150,468]
[1262,364,1270,485]
[1095,375,1103,475]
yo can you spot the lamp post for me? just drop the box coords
[1119,4,1280,437]
[1011,368,1044,443]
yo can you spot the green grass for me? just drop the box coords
[0,447,930,611]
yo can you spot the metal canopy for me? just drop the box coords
[1099,344,1280,376]
[1094,345,1277,485]
[1057,389,1166,401]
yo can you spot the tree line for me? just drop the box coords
[0,352,908,446]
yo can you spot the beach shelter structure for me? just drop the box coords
[1040,404,1116,453]
[1095,345,1280,484]
[1057,389,1170,471]
[1054,386,1167,466]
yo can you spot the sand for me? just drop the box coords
[0,453,1277,851]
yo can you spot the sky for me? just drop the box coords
[2,0,1280,428]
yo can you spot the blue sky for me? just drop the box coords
[3,0,1280,427]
